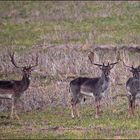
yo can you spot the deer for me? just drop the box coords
[112,60,140,117]
[0,52,38,119]
[123,62,140,117]
[70,52,119,118]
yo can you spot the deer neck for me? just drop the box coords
[133,74,140,79]
[21,74,30,91]
[101,73,109,82]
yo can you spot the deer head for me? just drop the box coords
[9,52,38,78]
[88,52,118,77]
[123,61,140,78]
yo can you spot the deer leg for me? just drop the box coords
[95,100,100,118]
[133,99,136,109]
[14,110,19,120]
[98,99,101,114]
[10,98,14,119]
[128,98,133,117]
[75,103,80,118]
[14,98,20,120]
[70,104,75,118]
[70,98,77,118]
[131,99,135,116]
[128,95,135,117]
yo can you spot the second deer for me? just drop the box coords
[70,52,118,118]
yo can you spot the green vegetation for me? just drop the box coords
[1,101,140,139]
[0,1,140,50]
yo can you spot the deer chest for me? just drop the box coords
[101,80,110,92]
[126,78,140,93]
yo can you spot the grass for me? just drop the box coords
[0,1,140,139]
[1,101,140,139]
[0,1,139,50]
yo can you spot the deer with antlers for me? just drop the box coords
[0,52,38,119]
[122,62,140,117]
[70,52,119,118]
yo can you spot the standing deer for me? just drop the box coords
[70,52,118,118]
[0,52,38,119]
[123,62,140,117]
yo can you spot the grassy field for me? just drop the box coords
[1,100,140,139]
[0,1,140,50]
[0,1,140,139]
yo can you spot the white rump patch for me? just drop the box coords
[101,92,105,97]
[80,91,94,97]
[0,94,13,99]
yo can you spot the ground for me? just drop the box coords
[1,99,140,139]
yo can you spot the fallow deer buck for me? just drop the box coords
[0,52,38,119]
[70,52,119,118]
[123,62,140,117]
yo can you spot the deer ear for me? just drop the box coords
[110,64,115,69]
[126,67,132,72]
[109,66,113,69]
[130,69,134,73]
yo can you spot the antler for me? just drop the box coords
[93,63,103,67]
[88,51,94,64]
[29,54,39,68]
[122,61,132,69]
[110,62,118,66]
[8,51,21,68]
[9,51,38,69]
[88,52,103,66]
